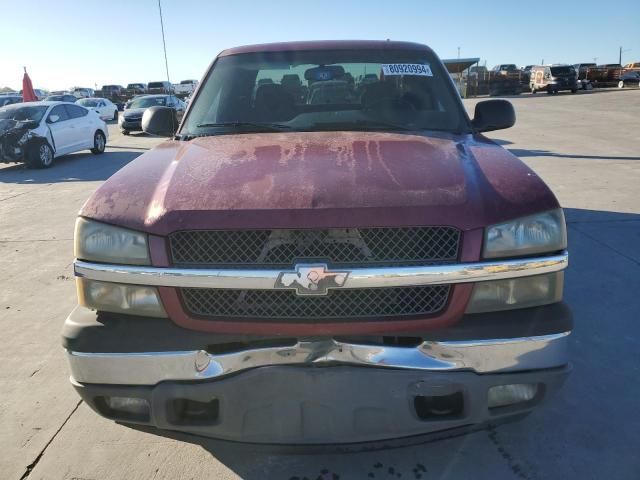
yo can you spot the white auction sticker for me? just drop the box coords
[381,63,433,76]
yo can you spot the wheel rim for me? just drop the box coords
[95,133,105,151]
[618,81,624,88]
[39,144,52,166]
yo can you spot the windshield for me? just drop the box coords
[0,98,18,107]
[46,95,65,101]
[0,105,48,122]
[128,96,167,109]
[78,99,99,107]
[181,49,467,136]
[551,66,575,76]
[180,80,194,84]
[148,82,165,89]
[127,84,143,89]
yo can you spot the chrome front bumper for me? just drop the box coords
[67,332,570,386]
[73,251,568,290]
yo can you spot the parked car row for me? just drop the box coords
[467,60,640,96]
[0,93,122,121]
[93,79,198,109]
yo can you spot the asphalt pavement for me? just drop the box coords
[1,89,639,480]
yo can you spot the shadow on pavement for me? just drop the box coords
[108,209,640,479]
[478,87,635,100]
[0,150,142,184]
[508,149,640,161]
[125,422,507,479]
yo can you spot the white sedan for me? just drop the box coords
[0,101,108,168]
[77,98,119,121]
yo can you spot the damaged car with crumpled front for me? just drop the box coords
[0,101,108,168]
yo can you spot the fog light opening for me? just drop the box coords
[488,383,540,410]
[414,391,464,421]
[167,398,220,426]
[94,396,150,422]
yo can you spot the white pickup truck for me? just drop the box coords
[173,79,198,96]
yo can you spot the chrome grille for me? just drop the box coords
[170,227,460,267]
[181,285,450,321]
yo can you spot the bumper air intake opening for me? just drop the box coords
[93,396,150,422]
[167,397,220,426]
[414,391,464,421]
[207,338,297,355]
[335,336,423,347]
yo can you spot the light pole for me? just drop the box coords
[619,46,631,65]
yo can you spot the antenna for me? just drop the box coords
[158,0,171,85]
[157,0,176,136]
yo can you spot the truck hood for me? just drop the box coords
[81,131,559,235]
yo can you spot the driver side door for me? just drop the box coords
[46,105,74,155]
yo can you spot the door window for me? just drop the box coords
[48,105,70,122]
[65,104,89,119]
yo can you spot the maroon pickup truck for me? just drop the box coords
[64,41,571,444]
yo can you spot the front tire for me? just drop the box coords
[571,89,578,94]
[112,109,118,121]
[25,139,54,169]
[618,80,624,89]
[91,131,106,154]
[122,129,130,136]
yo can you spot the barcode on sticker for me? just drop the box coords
[381,64,433,76]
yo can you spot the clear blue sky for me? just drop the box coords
[1,0,638,91]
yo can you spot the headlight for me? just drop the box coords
[484,209,566,259]
[77,279,166,317]
[75,217,150,265]
[466,272,563,313]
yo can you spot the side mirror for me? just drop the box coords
[142,106,178,137]
[471,99,515,133]
[48,114,60,124]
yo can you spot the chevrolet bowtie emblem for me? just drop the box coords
[275,264,350,296]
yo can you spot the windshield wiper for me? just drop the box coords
[195,121,293,132]
[310,120,415,132]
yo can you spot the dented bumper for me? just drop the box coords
[64,303,571,443]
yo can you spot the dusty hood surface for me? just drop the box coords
[81,131,559,235]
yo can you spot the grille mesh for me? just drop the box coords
[170,227,460,267]
[181,285,450,321]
